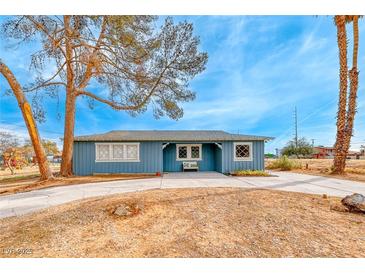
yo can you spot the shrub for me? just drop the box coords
[345,167,365,175]
[266,156,301,171]
[232,170,271,176]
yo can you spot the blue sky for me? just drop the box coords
[1,16,365,153]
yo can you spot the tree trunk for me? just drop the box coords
[332,16,348,174]
[6,158,14,175]
[0,61,54,180]
[342,16,359,163]
[60,15,76,177]
[60,94,76,176]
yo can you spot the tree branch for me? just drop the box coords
[25,82,66,92]
[76,62,169,110]
[76,90,139,110]
[25,61,67,92]
[25,16,67,59]
[77,17,108,89]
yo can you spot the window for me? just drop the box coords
[176,144,202,161]
[112,144,124,159]
[191,146,200,159]
[178,146,188,159]
[97,144,110,160]
[95,143,140,162]
[126,144,138,160]
[234,142,252,161]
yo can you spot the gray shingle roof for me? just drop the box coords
[74,130,273,142]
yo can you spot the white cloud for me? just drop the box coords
[2,16,365,154]
[0,122,63,149]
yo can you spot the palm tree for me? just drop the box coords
[333,15,361,174]
[342,16,360,166]
[333,15,348,174]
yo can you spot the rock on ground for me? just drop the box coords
[113,203,143,217]
[341,193,365,212]
[114,205,133,216]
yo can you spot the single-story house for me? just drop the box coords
[312,146,336,159]
[72,130,273,175]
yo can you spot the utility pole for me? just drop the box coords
[294,106,298,148]
[311,138,315,147]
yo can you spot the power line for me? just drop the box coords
[267,99,346,153]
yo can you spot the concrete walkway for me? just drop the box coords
[1,171,365,219]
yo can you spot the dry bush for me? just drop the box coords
[266,156,302,171]
[232,170,271,176]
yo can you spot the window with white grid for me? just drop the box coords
[176,144,202,161]
[233,142,252,161]
[97,144,110,160]
[112,144,124,159]
[95,143,139,162]
[126,144,138,160]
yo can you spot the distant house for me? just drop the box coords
[312,146,336,159]
[312,146,365,159]
[347,150,365,160]
[72,130,273,175]
[53,154,62,163]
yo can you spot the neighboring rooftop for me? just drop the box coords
[74,130,274,142]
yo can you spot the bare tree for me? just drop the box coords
[0,61,54,180]
[0,132,20,174]
[24,139,60,156]
[0,131,19,155]
[2,16,208,176]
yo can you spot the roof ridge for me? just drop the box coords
[74,130,274,142]
[108,129,227,132]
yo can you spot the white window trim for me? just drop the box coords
[176,144,202,161]
[95,143,140,162]
[233,142,253,161]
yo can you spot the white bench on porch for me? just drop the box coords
[182,161,199,172]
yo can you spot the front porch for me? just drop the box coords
[162,142,222,173]
[162,171,227,179]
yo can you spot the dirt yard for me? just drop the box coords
[0,164,60,179]
[266,159,365,183]
[1,188,364,258]
[0,174,155,196]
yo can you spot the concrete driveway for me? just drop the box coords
[1,171,365,219]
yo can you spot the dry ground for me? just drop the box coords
[266,159,365,183]
[0,174,155,196]
[1,187,364,258]
[0,164,60,179]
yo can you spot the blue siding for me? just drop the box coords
[73,140,265,175]
[221,141,264,173]
[163,143,217,172]
[73,141,163,175]
[214,145,223,172]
